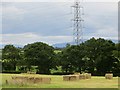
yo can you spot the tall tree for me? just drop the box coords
[60,45,73,73]
[112,43,120,74]
[24,42,55,74]
[60,44,85,73]
[83,37,98,73]
[83,37,116,74]
[2,45,21,70]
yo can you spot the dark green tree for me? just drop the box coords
[83,37,98,73]
[24,42,55,74]
[112,43,120,74]
[113,43,120,59]
[83,37,117,74]
[2,45,21,71]
[59,45,72,73]
[60,44,85,73]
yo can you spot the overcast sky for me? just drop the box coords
[1,0,118,46]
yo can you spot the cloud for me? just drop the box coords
[1,2,118,45]
[2,5,26,21]
[2,6,25,15]
[83,27,118,40]
[1,33,73,45]
[83,2,118,40]
[2,2,72,35]
[1,30,118,46]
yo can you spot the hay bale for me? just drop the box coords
[9,76,28,86]
[79,74,83,79]
[105,73,113,80]
[75,75,80,80]
[79,73,91,80]
[63,75,79,81]
[8,79,25,86]
[79,74,86,79]
[85,73,91,79]
[34,77,51,84]
[12,76,28,80]
[34,77,42,83]
[11,76,35,84]
[41,78,51,84]
[11,76,28,83]
[63,75,70,81]
[70,75,79,81]
[10,76,51,85]
[27,77,35,83]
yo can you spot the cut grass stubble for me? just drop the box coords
[1,74,118,88]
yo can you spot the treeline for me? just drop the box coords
[1,37,120,76]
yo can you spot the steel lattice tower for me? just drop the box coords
[72,0,84,45]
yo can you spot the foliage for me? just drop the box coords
[1,38,120,75]
[112,43,120,74]
[60,44,85,73]
[83,38,117,74]
[23,42,55,74]
[2,45,21,71]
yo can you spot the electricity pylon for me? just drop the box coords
[72,0,84,45]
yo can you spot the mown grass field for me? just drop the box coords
[1,74,119,88]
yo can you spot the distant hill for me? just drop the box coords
[52,39,87,48]
[53,42,71,48]
[0,44,24,49]
[0,39,118,49]
[53,39,119,48]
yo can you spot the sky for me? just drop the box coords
[1,0,118,46]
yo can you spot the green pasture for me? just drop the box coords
[1,74,118,88]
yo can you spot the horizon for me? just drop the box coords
[0,38,119,49]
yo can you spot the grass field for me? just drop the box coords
[1,74,118,88]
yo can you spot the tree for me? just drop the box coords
[83,37,98,73]
[113,43,120,60]
[60,44,85,73]
[2,45,21,71]
[112,43,120,74]
[83,37,117,74]
[24,42,55,74]
[60,44,74,73]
